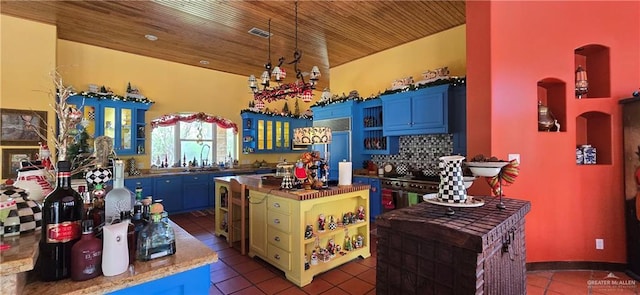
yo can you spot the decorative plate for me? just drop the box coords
[383,163,394,174]
[422,193,485,208]
[465,161,509,168]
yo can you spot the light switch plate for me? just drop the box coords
[508,154,520,164]
[596,239,604,250]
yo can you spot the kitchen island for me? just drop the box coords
[215,175,371,287]
[0,221,218,295]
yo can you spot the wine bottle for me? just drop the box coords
[104,160,135,225]
[70,220,102,281]
[37,160,84,281]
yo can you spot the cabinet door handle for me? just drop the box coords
[273,202,280,208]
[371,187,377,192]
[166,180,170,183]
[274,218,280,224]
[194,177,198,180]
[274,236,280,242]
[274,254,281,260]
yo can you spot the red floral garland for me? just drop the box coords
[253,81,314,102]
[150,112,238,134]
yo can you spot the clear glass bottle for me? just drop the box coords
[136,213,176,261]
[104,160,135,224]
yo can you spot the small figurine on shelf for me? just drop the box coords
[356,206,365,222]
[304,224,313,240]
[354,235,364,249]
[342,213,350,225]
[327,239,336,257]
[318,214,326,232]
[310,250,318,265]
[304,253,310,270]
[328,215,337,230]
[344,234,353,251]
[350,212,358,224]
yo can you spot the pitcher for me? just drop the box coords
[438,155,467,203]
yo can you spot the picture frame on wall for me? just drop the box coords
[1,148,39,179]
[0,108,47,146]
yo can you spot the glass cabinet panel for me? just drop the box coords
[104,107,116,140]
[266,121,273,150]
[275,121,282,148]
[284,122,290,148]
[257,119,265,150]
[121,108,132,151]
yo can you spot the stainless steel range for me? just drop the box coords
[380,175,440,210]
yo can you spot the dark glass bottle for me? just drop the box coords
[70,220,102,281]
[120,211,136,265]
[37,161,84,281]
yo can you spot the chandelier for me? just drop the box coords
[248,1,320,106]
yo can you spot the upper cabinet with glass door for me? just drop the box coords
[241,112,311,154]
[67,95,152,156]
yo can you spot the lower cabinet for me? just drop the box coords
[124,178,153,199]
[182,175,209,211]
[248,189,370,287]
[107,264,210,295]
[154,176,183,214]
[352,176,382,222]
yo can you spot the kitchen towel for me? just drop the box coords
[382,188,394,209]
[338,160,352,186]
[408,192,419,206]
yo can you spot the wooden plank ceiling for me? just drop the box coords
[0,1,465,89]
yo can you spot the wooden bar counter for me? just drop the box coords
[0,221,218,295]
[376,196,531,295]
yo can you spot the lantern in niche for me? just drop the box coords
[255,100,265,111]
[575,65,588,98]
[301,89,313,103]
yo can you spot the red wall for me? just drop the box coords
[467,1,640,263]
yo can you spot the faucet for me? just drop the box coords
[200,144,211,167]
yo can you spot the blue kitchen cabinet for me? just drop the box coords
[312,101,354,120]
[381,84,449,136]
[449,85,467,155]
[241,112,312,154]
[67,95,152,156]
[107,264,210,295]
[154,175,183,214]
[355,99,399,155]
[124,177,153,199]
[182,174,210,211]
[352,176,382,222]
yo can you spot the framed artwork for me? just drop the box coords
[0,108,47,145]
[1,148,39,179]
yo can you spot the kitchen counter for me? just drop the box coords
[125,166,275,179]
[1,221,218,295]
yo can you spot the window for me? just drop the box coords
[151,120,237,168]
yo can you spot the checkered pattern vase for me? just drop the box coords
[437,156,467,203]
[85,167,112,184]
[328,216,337,230]
[1,183,43,234]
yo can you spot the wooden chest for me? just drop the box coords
[375,197,531,295]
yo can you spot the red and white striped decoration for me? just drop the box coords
[301,89,313,103]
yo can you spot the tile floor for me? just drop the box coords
[171,212,639,295]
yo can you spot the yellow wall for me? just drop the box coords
[329,25,466,97]
[0,15,57,180]
[1,16,466,172]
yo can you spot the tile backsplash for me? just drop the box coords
[371,134,453,173]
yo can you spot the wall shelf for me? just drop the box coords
[537,78,566,132]
[576,111,611,165]
[574,44,610,99]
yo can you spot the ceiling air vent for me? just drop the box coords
[248,27,271,38]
